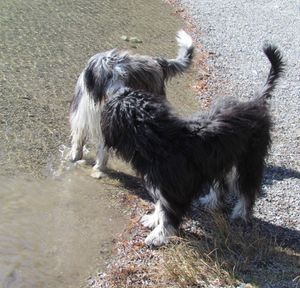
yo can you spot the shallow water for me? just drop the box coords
[0,171,127,288]
[0,0,199,287]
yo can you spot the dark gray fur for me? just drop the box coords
[70,42,194,113]
[101,45,285,243]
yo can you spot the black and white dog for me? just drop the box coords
[69,30,194,178]
[101,45,284,246]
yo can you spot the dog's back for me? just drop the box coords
[83,50,166,103]
[189,44,284,176]
[78,30,194,106]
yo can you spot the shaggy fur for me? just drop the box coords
[101,45,285,246]
[69,30,194,178]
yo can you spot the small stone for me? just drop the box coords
[121,35,129,41]
[129,36,143,43]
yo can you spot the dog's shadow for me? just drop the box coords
[105,165,300,286]
[182,163,299,286]
[105,168,152,202]
[264,164,300,186]
[182,207,300,286]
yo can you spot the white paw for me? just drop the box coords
[144,224,175,247]
[140,213,159,229]
[90,171,107,179]
[92,164,100,171]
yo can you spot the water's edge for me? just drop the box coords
[0,0,199,287]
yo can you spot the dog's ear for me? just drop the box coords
[84,63,96,92]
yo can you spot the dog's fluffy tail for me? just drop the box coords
[260,44,285,100]
[158,30,194,80]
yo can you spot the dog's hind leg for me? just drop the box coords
[199,179,227,210]
[91,140,108,178]
[70,108,86,163]
[70,72,89,162]
[231,153,265,221]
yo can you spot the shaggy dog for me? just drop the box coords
[101,45,284,246]
[69,30,194,178]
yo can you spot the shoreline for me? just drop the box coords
[0,0,198,286]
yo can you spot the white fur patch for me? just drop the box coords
[93,144,109,173]
[70,72,103,161]
[231,196,248,221]
[176,29,193,49]
[145,223,176,246]
[70,71,110,174]
[144,208,176,246]
[199,187,219,210]
[140,201,162,229]
[226,167,239,195]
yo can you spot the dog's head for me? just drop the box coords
[101,88,138,161]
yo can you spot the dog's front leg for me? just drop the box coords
[144,208,177,246]
[141,201,162,229]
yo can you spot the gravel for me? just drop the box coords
[177,0,300,239]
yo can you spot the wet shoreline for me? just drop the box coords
[0,0,199,286]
